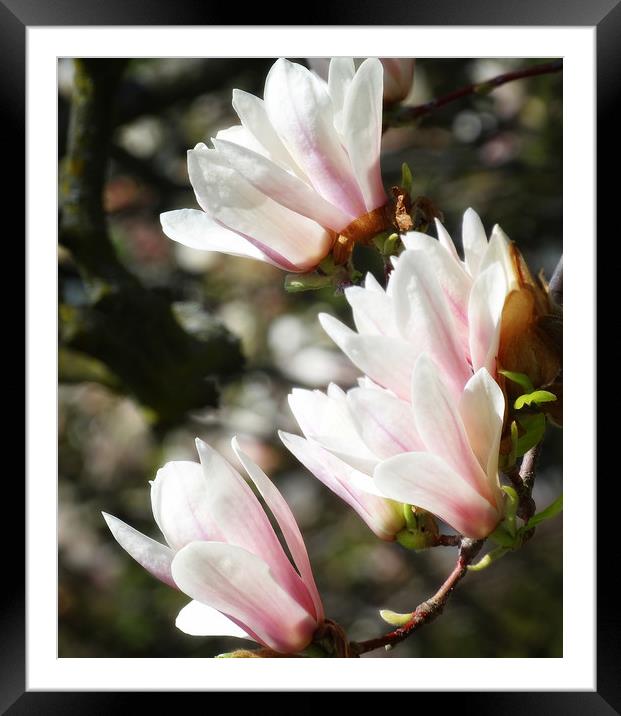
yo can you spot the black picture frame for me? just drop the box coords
[9,0,609,711]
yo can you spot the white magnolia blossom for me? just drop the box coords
[103,438,323,654]
[283,210,517,539]
[161,57,387,273]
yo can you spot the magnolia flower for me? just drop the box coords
[103,438,324,654]
[319,208,515,404]
[309,57,416,105]
[282,356,505,540]
[161,57,388,273]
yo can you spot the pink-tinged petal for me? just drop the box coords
[171,542,317,654]
[399,234,472,349]
[231,89,306,178]
[193,439,314,616]
[187,147,333,272]
[213,138,351,232]
[434,218,462,262]
[102,512,175,588]
[214,125,267,156]
[342,58,387,211]
[479,224,517,290]
[468,262,508,374]
[459,369,505,507]
[411,354,494,503]
[346,387,423,459]
[344,283,397,337]
[328,57,355,134]
[279,431,404,540]
[374,452,501,539]
[264,59,366,218]
[232,437,324,622]
[150,460,224,550]
[318,313,414,401]
[175,600,252,640]
[462,208,488,277]
[391,252,471,399]
[160,209,273,265]
[288,387,377,474]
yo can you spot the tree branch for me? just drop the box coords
[59,59,244,427]
[385,60,562,128]
[350,538,484,656]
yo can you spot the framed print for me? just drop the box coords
[9,0,610,710]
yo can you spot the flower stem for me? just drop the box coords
[384,60,562,128]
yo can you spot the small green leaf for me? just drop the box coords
[489,524,518,548]
[499,370,534,394]
[525,494,563,530]
[515,413,546,456]
[501,485,519,532]
[401,162,413,195]
[514,390,557,410]
[468,546,510,571]
[284,272,333,293]
[380,609,413,627]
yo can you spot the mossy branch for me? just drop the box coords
[59,59,244,427]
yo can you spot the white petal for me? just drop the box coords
[468,262,508,374]
[391,251,471,399]
[346,387,423,459]
[175,600,251,639]
[434,218,461,262]
[459,369,505,504]
[319,313,414,401]
[188,147,332,272]
[171,542,317,654]
[232,89,305,178]
[279,431,403,540]
[411,355,493,502]
[160,209,271,264]
[213,138,350,231]
[102,512,175,588]
[374,452,500,539]
[344,283,397,337]
[231,437,324,622]
[264,59,366,218]
[328,57,355,134]
[342,58,386,211]
[462,208,488,277]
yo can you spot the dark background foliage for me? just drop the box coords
[58,57,562,658]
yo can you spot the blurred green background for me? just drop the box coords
[58,57,562,658]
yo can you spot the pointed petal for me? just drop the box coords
[193,439,314,616]
[344,283,397,337]
[171,542,317,654]
[434,218,461,262]
[288,387,377,474]
[411,355,493,502]
[188,147,332,272]
[319,313,414,401]
[468,262,508,374]
[342,58,386,211]
[391,252,471,399]
[150,460,222,551]
[346,387,423,459]
[231,89,305,178]
[374,453,500,539]
[213,138,350,231]
[214,124,267,156]
[459,369,505,505]
[279,431,403,540]
[175,600,252,639]
[102,512,175,588]
[264,59,366,218]
[232,437,324,622]
[462,208,488,277]
[328,57,355,134]
[160,209,271,264]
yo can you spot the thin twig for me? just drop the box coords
[350,538,483,656]
[385,60,562,128]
